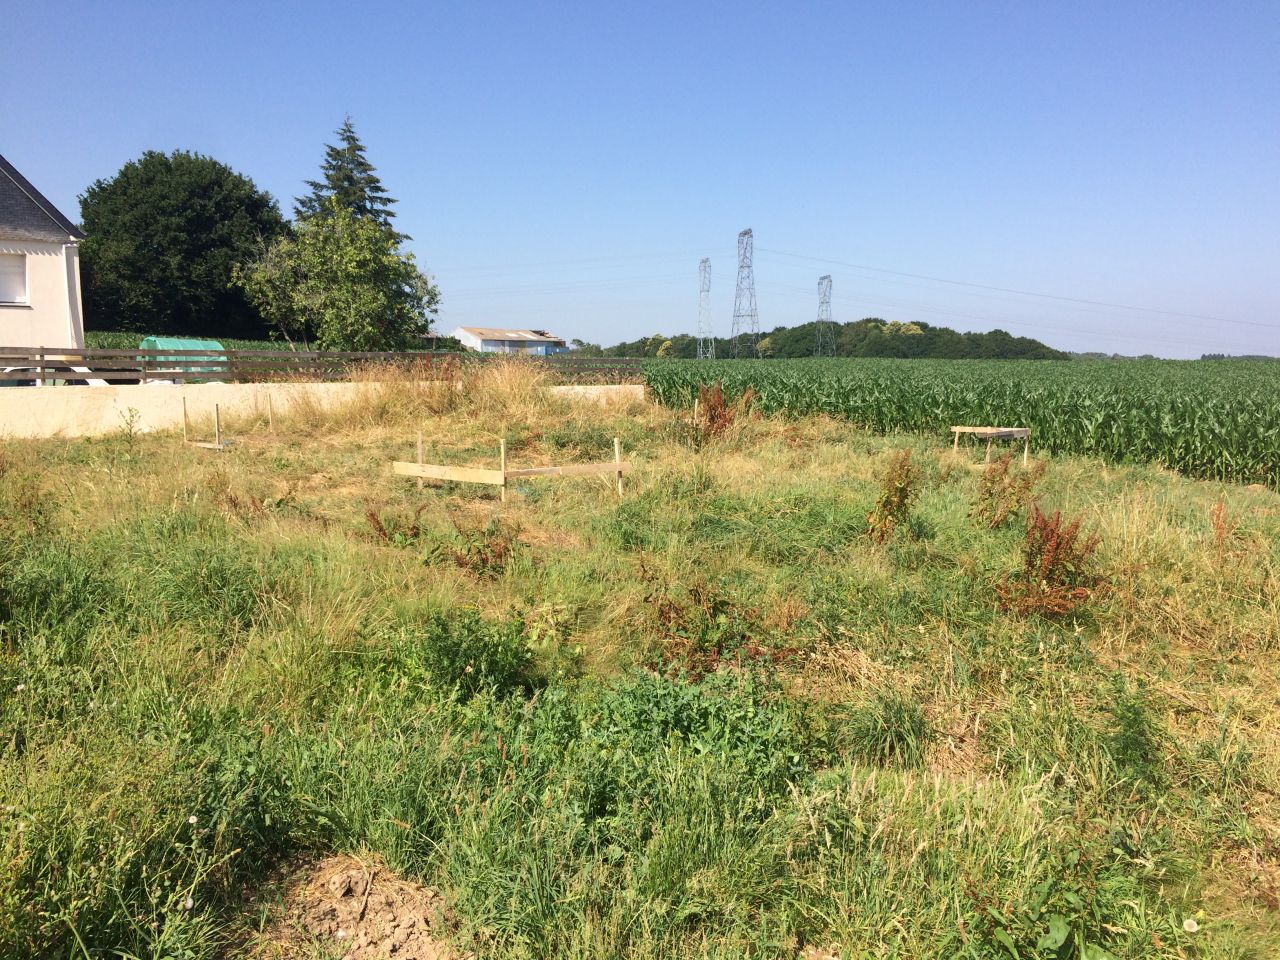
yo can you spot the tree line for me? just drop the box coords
[572,318,1068,360]
[78,118,440,350]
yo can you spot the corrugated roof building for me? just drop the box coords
[451,327,568,356]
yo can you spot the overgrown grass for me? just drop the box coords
[2,391,1278,959]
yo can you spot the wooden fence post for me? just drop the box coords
[416,431,424,491]
[499,440,508,502]
[182,397,189,443]
[214,404,222,449]
[267,393,275,433]
[614,437,624,495]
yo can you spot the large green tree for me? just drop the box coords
[79,150,286,337]
[235,198,439,351]
[294,117,405,238]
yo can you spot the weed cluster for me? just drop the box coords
[365,502,431,546]
[997,505,1103,617]
[867,448,922,544]
[690,381,756,447]
[1103,681,1167,788]
[367,506,520,579]
[646,576,795,680]
[394,609,532,698]
[1210,498,1237,560]
[424,514,520,579]
[0,457,50,536]
[972,453,1046,528]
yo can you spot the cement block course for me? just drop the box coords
[0,382,646,439]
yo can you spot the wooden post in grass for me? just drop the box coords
[984,436,993,463]
[214,404,222,449]
[614,437,624,495]
[1023,434,1030,467]
[952,429,959,452]
[416,431,424,491]
[499,439,508,503]
[182,397,189,443]
[267,394,275,434]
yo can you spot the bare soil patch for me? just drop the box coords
[241,854,465,960]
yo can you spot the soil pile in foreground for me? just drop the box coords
[245,854,464,959]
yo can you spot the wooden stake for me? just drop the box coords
[182,397,189,443]
[499,439,508,502]
[614,437,623,495]
[1023,435,1030,467]
[267,393,275,433]
[214,404,222,449]
[416,431,424,491]
[984,437,993,463]
[952,428,959,452]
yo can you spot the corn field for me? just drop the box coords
[645,358,1280,486]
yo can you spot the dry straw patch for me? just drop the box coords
[459,356,560,422]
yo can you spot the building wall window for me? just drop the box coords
[0,254,27,304]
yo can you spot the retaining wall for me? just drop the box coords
[0,382,647,439]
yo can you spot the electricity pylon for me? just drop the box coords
[730,228,758,358]
[814,275,835,357]
[696,257,714,359]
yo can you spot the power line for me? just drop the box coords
[444,272,688,300]
[757,247,1280,331]
[432,250,701,275]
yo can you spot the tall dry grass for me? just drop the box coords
[457,356,562,422]
[243,356,566,436]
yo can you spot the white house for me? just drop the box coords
[451,326,568,356]
[0,153,86,350]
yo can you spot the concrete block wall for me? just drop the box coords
[0,382,646,439]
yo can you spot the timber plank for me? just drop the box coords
[391,462,506,486]
[505,461,632,479]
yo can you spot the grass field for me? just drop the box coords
[646,358,1280,487]
[2,363,1278,959]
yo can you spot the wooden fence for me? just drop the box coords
[0,348,646,386]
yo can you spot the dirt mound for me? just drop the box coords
[245,854,465,959]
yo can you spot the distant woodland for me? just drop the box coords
[573,318,1068,359]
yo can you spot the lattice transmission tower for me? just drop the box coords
[814,274,835,357]
[696,257,714,359]
[730,228,759,358]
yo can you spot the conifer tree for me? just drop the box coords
[294,117,406,239]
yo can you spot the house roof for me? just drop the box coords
[454,327,565,343]
[0,153,85,242]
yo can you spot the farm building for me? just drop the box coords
[0,153,86,349]
[451,326,568,355]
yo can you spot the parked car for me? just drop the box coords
[0,365,110,387]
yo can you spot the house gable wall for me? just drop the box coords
[0,239,85,348]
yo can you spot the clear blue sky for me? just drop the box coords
[5,1,1278,357]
